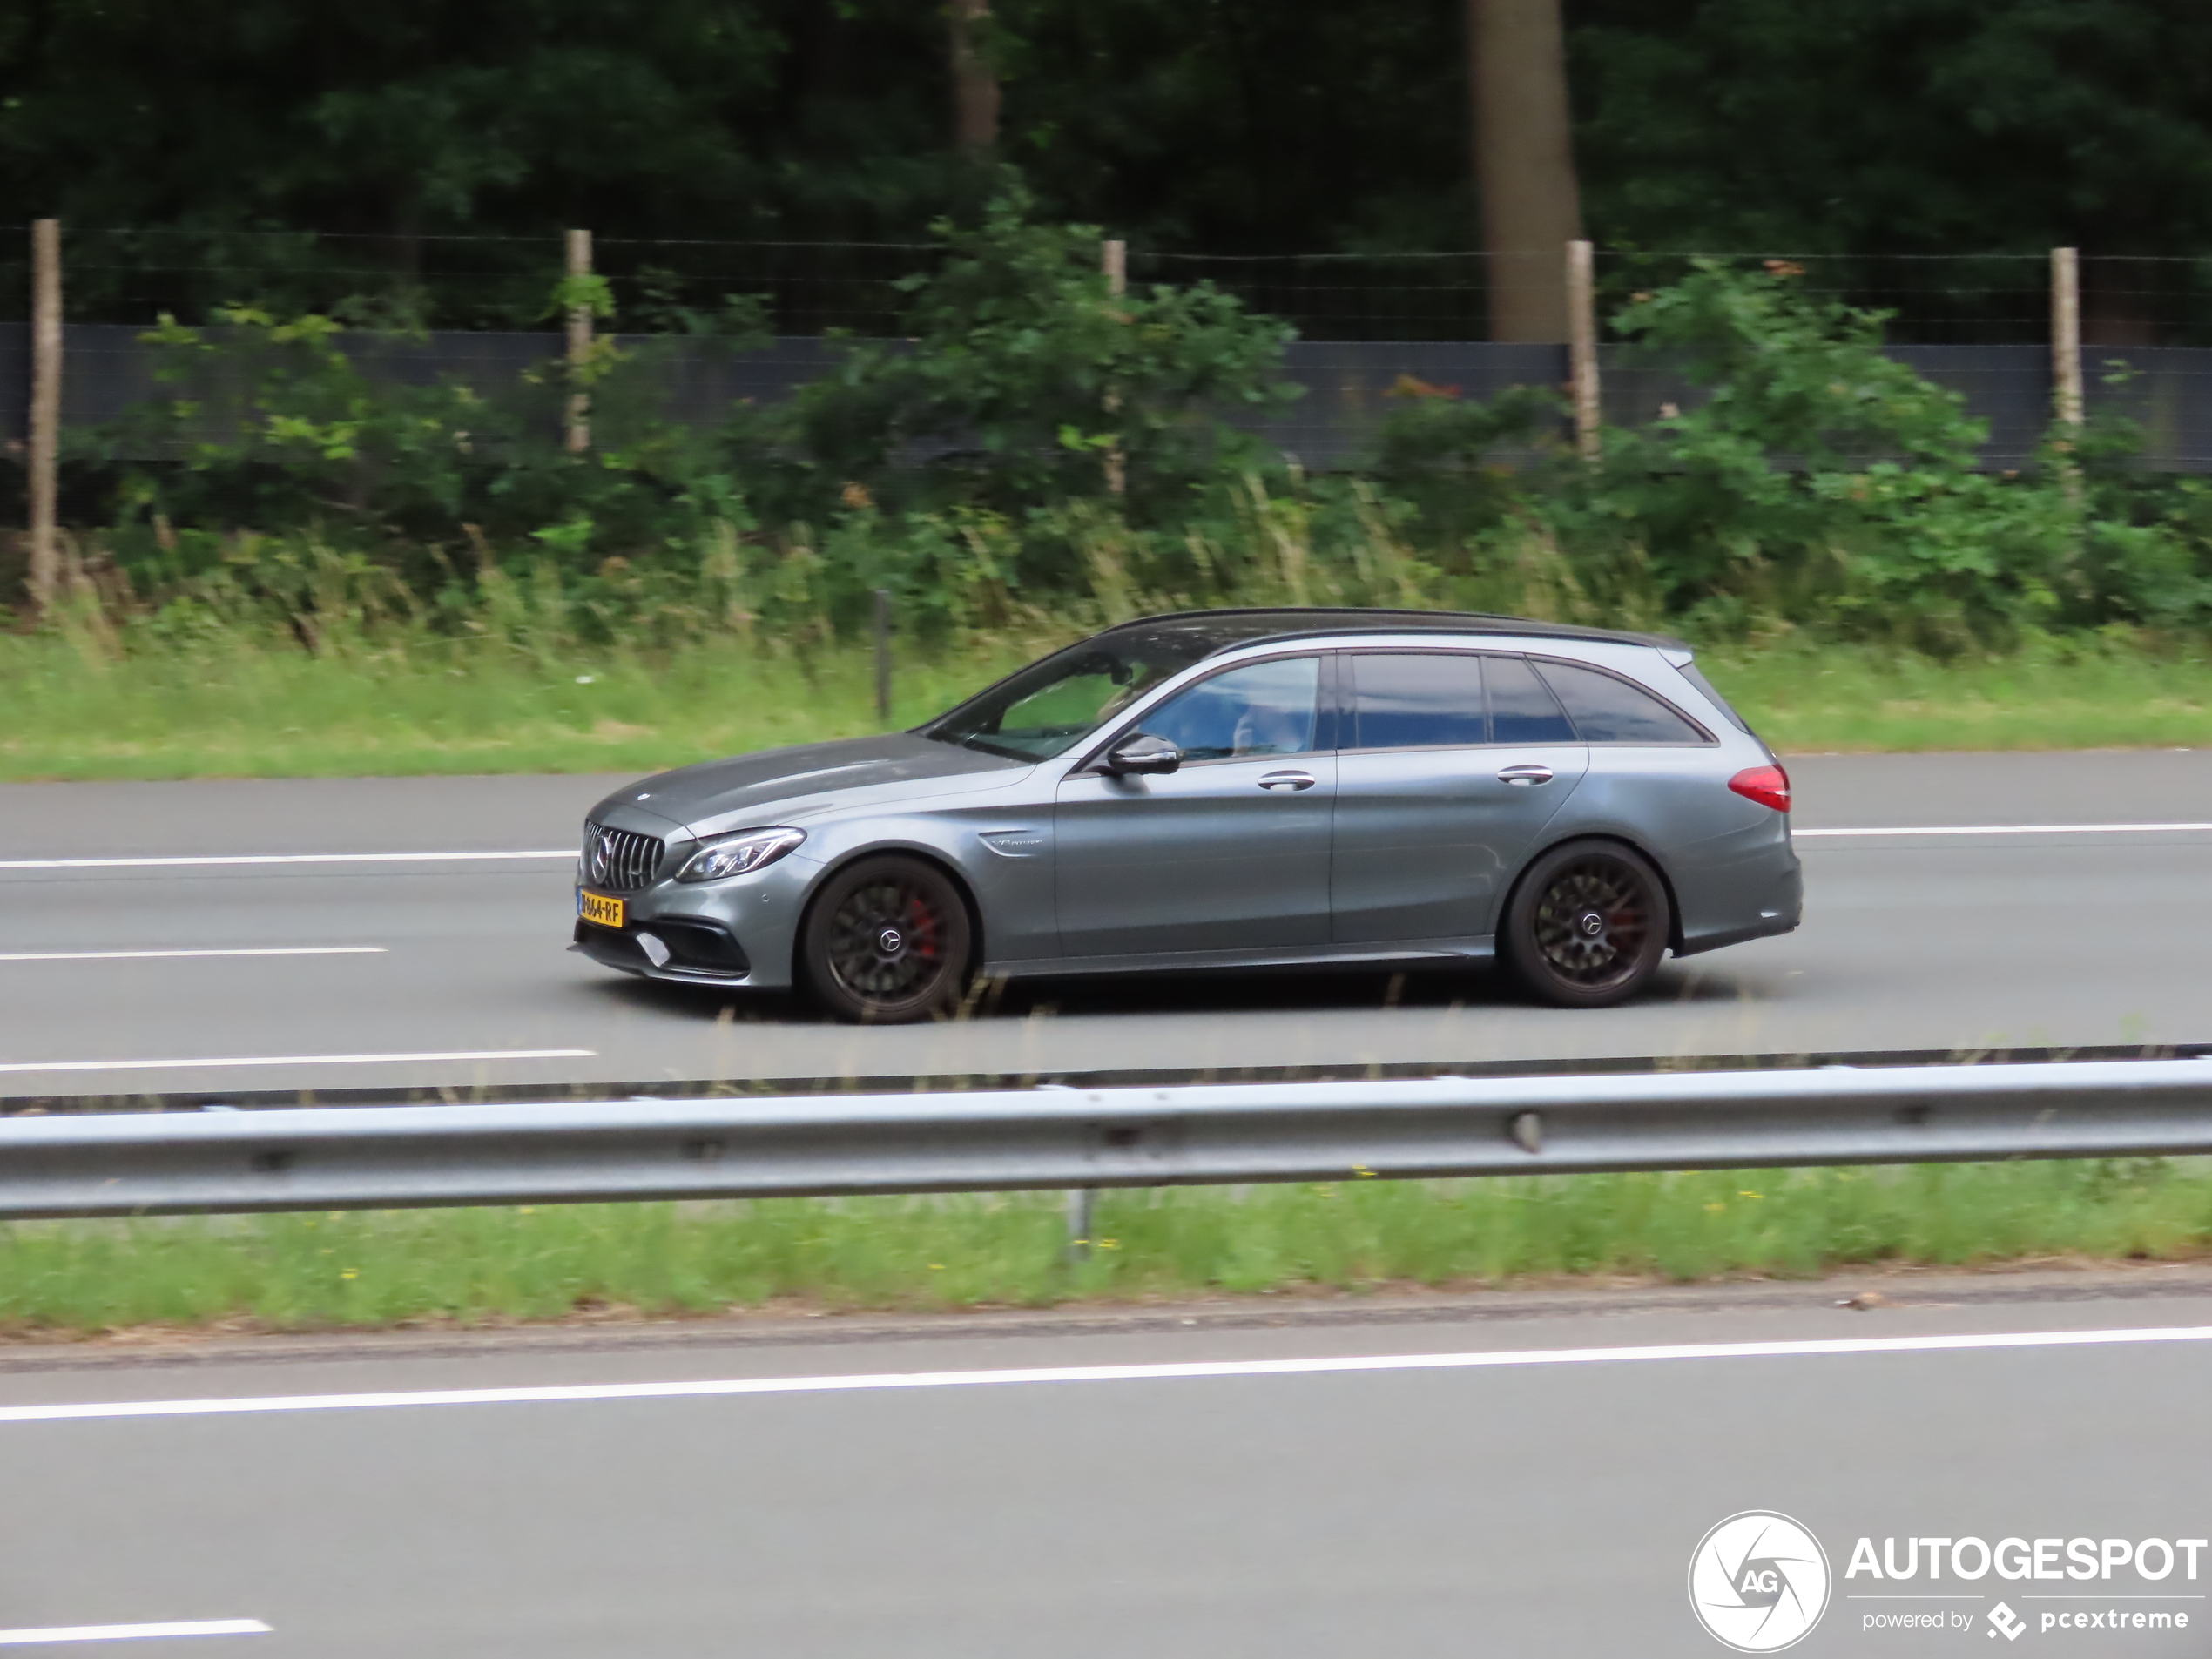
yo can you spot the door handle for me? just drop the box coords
[1497,764,1554,786]
[1257,770,1317,792]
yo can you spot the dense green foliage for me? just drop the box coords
[1553,266,2086,644]
[5,0,2210,280]
[784,198,1297,518]
[78,201,1318,637]
[1576,1,2212,261]
[51,224,2212,660]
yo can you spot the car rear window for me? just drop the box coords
[1675,660,1757,736]
[1483,655,1576,744]
[1348,652,1487,749]
[1533,659,1710,745]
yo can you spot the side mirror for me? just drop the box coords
[1103,732,1182,776]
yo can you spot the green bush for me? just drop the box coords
[1371,260,2212,649]
[47,231,2212,659]
[1588,261,2080,644]
[786,191,1298,521]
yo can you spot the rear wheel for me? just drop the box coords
[800,855,973,1023]
[1501,840,1670,1008]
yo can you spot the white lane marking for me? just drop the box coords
[0,948,386,963]
[0,852,572,871]
[1797,822,2212,838]
[0,1623,270,1646]
[3,1325,2206,1425]
[0,1048,592,1076]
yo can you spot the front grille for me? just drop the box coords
[583,824,664,891]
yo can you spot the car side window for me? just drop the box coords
[1533,658,1709,744]
[1483,655,1576,744]
[1348,652,1487,750]
[1140,656,1323,762]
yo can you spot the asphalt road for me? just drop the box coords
[0,1283,2206,1655]
[3,751,2210,1096]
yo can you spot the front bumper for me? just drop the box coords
[573,915,751,981]
[571,858,813,989]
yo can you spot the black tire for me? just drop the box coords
[1501,840,1671,1008]
[799,854,974,1023]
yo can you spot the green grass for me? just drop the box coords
[1703,637,2212,753]
[0,632,1039,781]
[3,626,2209,781]
[3,1160,2206,1338]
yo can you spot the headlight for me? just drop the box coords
[676,826,806,883]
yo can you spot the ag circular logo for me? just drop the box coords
[1688,1511,1831,1652]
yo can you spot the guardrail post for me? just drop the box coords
[1065,1186,1096,1259]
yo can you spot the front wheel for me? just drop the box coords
[799,855,974,1023]
[1501,840,1671,1008]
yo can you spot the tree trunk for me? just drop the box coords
[1468,0,1584,342]
[948,0,1000,154]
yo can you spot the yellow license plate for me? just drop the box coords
[577,890,625,928]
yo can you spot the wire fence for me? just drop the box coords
[9,225,2212,347]
[1599,251,2212,349]
[13,226,2212,471]
[0,226,948,335]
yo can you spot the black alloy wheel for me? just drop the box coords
[1501,840,1671,1008]
[800,854,974,1023]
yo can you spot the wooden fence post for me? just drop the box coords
[1102,238,1127,496]
[1566,238,1601,462]
[2051,246,2084,506]
[2051,246,2084,430]
[26,219,62,615]
[565,228,593,455]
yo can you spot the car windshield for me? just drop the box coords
[921,633,1226,761]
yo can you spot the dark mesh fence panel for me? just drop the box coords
[8,235,2212,470]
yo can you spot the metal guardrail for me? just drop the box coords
[3,1058,2212,1220]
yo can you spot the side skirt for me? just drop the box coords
[981,936,1494,981]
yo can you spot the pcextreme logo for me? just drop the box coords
[1689,1511,1833,1652]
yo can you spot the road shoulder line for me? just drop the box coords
[5,1325,2208,1423]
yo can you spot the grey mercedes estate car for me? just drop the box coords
[573,608,1801,1022]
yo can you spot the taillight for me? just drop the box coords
[1729,764,1791,813]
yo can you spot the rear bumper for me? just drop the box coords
[1673,912,1797,957]
[1674,841,1803,957]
